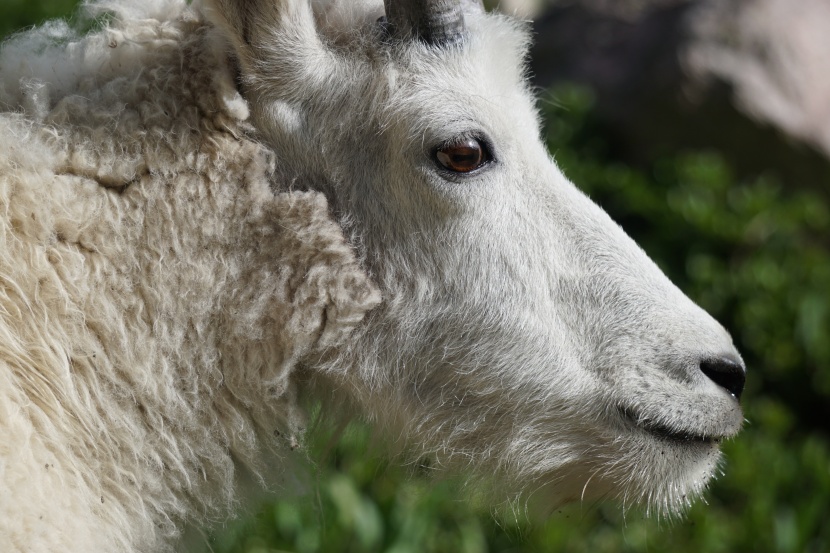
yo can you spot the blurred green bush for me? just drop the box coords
[2,4,828,552]
[0,0,80,38]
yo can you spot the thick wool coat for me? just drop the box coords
[0,4,380,551]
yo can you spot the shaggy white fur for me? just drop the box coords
[0,0,745,551]
[0,4,379,550]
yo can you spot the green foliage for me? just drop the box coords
[209,425,490,553]
[3,5,828,551]
[206,415,830,553]
[0,0,81,39]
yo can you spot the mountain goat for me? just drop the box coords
[0,0,746,551]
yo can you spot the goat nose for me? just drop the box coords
[699,356,746,400]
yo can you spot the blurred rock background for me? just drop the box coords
[3,1,829,551]
[526,0,830,196]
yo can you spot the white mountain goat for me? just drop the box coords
[0,0,746,551]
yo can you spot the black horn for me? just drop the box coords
[383,0,476,46]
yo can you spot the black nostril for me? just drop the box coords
[700,357,746,400]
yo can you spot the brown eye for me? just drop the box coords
[435,138,489,173]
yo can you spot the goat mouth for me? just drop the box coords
[619,406,718,445]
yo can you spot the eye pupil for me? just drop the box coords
[435,138,488,173]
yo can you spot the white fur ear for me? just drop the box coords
[312,0,385,36]
[199,0,338,99]
[204,28,251,121]
[199,0,319,60]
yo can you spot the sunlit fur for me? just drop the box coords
[0,0,743,551]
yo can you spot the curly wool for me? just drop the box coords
[0,3,380,551]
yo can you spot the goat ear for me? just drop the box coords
[201,0,336,90]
